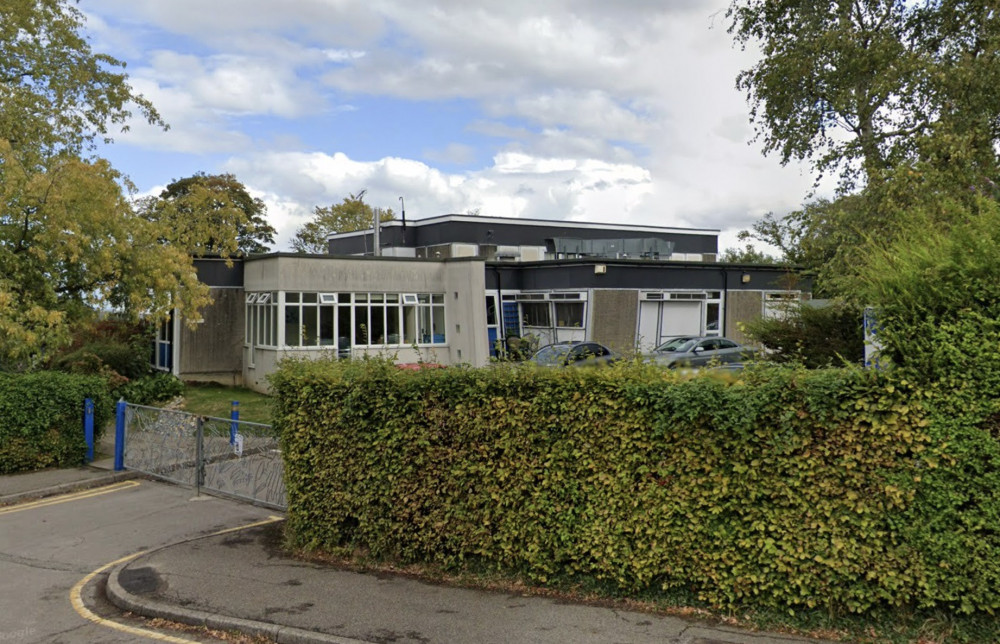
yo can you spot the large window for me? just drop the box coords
[268,291,447,349]
[246,292,278,348]
[518,292,586,329]
[154,315,173,371]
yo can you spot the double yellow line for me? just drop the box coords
[0,480,141,515]
[4,480,282,641]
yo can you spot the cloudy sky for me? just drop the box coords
[81,0,823,252]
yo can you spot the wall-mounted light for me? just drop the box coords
[594,264,607,275]
[741,272,751,284]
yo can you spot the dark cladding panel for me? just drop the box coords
[514,264,729,291]
[194,258,244,287]
[501,262,809,293]
[409,219,718,254]
[327,233,373,255]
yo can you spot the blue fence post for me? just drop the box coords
[114,400,126,471]
[84,398,95,463]
[230,401,239,445]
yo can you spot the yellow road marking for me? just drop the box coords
[0,480,141,515]
[70,515,283,642]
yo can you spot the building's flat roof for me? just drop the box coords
[327,213,720,241]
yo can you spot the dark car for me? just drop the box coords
[646,336,755,368]
[527,341,619,367]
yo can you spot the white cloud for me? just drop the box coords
[225,149,658,250]
[81,0,826,255]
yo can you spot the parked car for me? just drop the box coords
[646,336,755,368]
[527,341,619,367]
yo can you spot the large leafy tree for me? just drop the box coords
[1,0,164,164]
[728,0,1000,192]
[292,193,395,254]
[730,1,1000,297]
[140,173,277,256]
[0,1,218,369]
[0,148,211,368]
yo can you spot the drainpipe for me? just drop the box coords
[720,267,729,337]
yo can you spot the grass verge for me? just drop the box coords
[172,383,273,424]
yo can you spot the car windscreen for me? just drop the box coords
[654,338,697,353]
[529,345,572,365]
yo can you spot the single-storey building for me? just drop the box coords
[158,214,806,392]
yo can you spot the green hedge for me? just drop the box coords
[0,372,114,474]
[272,359,1000,615]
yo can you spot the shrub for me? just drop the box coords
[0,371,113,474]
[115,372,184,406]
[742,300,864,368]
[269,358,1000,616]
[51,340,151,381]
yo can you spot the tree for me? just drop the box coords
[727,0,1000,192]
[140,173,276,256]
[292,193,396,254]
[742,301,864,367]
[0,1,220,369]
[0,149,211,369]
[1,0,164,166]
[718,244,780,265]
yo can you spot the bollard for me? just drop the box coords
[84,398,95,463]
[230,400,239,445]
[114,399,126,471]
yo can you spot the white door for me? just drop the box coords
[660,301,703,339]
[637,300,704,351]
[637,301,660,353]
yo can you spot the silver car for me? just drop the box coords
[647,336,754,368]
[528,341,619,367]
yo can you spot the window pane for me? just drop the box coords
[286,292,299,303]
[554,303,584,327]
[320,306,335,345]
[418,294,430,304]
[269,305,277,346]
[522,302,551,327]
[285,305,301,346]
[371,305,386,344]
[419,306,432,343]
[431,306,446,343]
[403,306,418,344]
[355,305,369,345]
[486,298,497,325]
[370,293,385,303]
[338,306,351,351]
[302,292,317,303]
[432,294,444,304]
[386,305,401,344]
[303,305,318,346]
[385,294,399,303]
[706,302,720,333]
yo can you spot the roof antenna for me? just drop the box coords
[399,196,407,232]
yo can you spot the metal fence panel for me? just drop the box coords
[122,404,286,510]
[199,415,286,510]
[123,405,199,487]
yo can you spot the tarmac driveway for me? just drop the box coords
[0,478,276,643]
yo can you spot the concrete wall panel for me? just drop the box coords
[590,290,639,355]
[179,288,244,385]
[725,291,763,344]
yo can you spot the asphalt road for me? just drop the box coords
[0,479,277,643]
